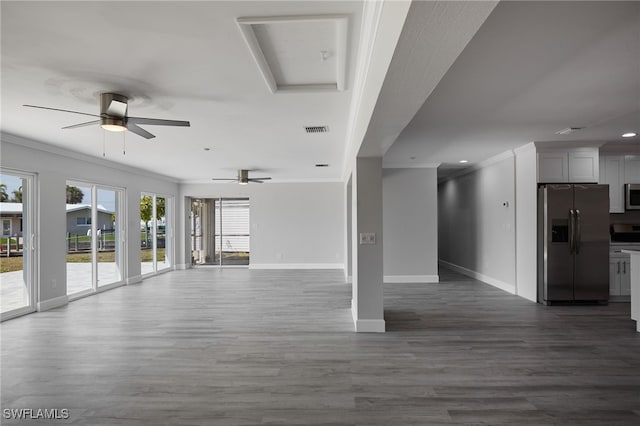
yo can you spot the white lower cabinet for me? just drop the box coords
[610,252,631,297]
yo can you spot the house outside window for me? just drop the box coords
[76,217,91,226]
[2,219,10,235]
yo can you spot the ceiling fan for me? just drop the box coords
[211,170,272,185]
[24,92,190,139]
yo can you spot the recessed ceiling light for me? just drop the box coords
[315,164,329,167]
[409,156,417,160]
[203,147,211,151]
[459,160,468,164]
[622,132,637,138]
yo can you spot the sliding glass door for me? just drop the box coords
[216,198,250,266]
[66,181,123,298]
[191,198,249,266]
[141,193,171,275]
[97,188,122,287]
[66,183,94,296]
[1,170,36,319]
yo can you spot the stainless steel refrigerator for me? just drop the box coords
[538,184,609,304]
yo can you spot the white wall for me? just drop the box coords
[383,167,438,282]
[438,153,517,293]
[344,177,353,281]
[1,133,179,308]
[178,182,344,269]
[514,143,538,301]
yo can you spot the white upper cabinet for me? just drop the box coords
[537,148,599,183]
[600,155,625,213]
[537,152,568,182]
[624,155,640,183]
[569,150,599,182]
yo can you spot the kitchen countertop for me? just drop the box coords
[610,242,640,253]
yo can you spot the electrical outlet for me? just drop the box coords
[359,232,376,245]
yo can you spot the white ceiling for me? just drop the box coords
[1,1,363,182]
[379,1,640,175]
[3,1,639,184]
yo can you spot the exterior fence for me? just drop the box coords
[0,234,22,257]
[66,231,116,253]
[2,230,166,256]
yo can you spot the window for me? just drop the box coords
[2,219,11,234]
[76,217,91,226]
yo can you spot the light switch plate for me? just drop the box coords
[359,232,376,245]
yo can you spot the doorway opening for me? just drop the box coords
[191,198,250,266]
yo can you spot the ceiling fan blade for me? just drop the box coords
[127,117,191,127]
[125,122,155,139]
[106,100,127,118]
[249,179,265,183]
[250,177,272,181]
[62,120,101,129]
[24,104,101,118]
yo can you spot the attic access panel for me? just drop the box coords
[237,15,348,93]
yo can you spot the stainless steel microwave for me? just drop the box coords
[626,183,640,210]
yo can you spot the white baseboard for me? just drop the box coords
[126,275,142,285]
[351,298,385,333]
[439,260,516,294]
[354,318,386,333]
[249,263,344,270]
[37,295,68,312]
[384,274,439,283]
[96,281,125,293]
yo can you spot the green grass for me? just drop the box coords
[0,256,22,273]
[140,248,166,262]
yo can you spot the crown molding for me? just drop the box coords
[1,132,178,184]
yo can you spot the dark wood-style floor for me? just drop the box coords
[2,268,639,425]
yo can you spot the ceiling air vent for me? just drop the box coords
[555,127,583,135]
[305,126,329,134]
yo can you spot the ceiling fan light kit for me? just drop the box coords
[24,92,190,139]
[238,169,249,185]
[100,93,127,132]
[211,169,272,184]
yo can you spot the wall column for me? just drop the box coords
[351,157,385,332]
[345,177,353,283]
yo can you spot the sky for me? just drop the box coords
[0,174,23,194]
[1,174,116,211]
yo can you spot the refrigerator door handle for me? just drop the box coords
[569,209,575,254]
[575,209,581,255]
[623,261,626,274]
